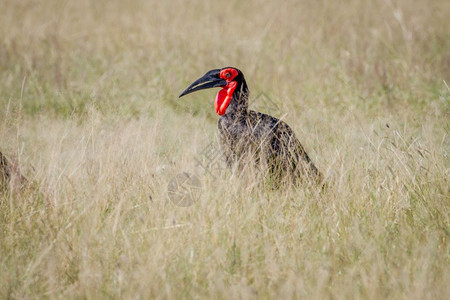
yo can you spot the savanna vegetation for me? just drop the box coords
[0,0,449,298]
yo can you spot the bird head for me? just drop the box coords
[179,67,245,115]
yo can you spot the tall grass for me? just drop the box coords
[1,0,449,298]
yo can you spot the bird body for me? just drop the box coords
[0,151,28,190]
[180,67,322,186]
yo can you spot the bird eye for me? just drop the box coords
[226,72,231,78]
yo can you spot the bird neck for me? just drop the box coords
[225,80,249,115]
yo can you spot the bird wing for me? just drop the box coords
[250,111,322,181]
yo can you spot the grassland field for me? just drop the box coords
[0,0,449,298]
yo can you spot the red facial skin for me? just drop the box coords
[215,68,238,115]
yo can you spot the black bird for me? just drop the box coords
[0,151,9,185]
[0,151,28,190]
[179,67,323,186]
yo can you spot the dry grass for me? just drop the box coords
[1,0,449,298]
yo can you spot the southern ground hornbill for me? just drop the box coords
[179,67,323,186]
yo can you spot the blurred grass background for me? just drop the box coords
[0,0,449,298]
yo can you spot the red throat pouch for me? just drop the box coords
[215,81,237,115]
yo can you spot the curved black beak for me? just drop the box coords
[179,69,227,98]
